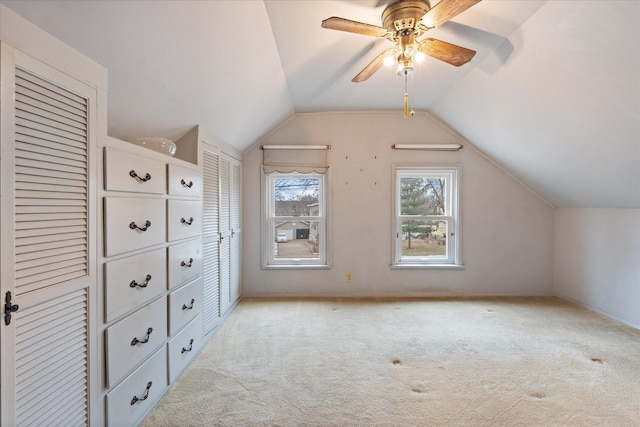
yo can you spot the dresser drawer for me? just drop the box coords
[105,297,167,387]
[168,278,201,336]
[104,248,167,322]
[167,199,202,241]
[168,239,202,289]
[168,164,201,197]
[104,147,166,194]
[168,315,202,383]
[106,347,168,427]
[104,197,165,256]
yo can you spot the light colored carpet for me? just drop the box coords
[142,297,640,426]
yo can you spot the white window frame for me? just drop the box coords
[392,165,462,268]
[262,171,329,268]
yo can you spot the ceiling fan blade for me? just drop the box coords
[418,38,476,66]
[352,48,395,82]
[421,0,482,30]
[322,17,388,38]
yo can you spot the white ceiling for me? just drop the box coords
[1,0,638,208]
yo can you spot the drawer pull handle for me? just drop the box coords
[181,258,193,268]
[131,327,153,346]
[180,179,193,188]
[129,220,151,231]
[181,338,194,354]
[180,217,194,225]
[129,170,151,182]
[130,274,152,288]
[130,381,153,405]
[182,299,195,310]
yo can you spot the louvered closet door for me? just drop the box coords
[0,49,96,427]
[230,160,242,304]
[202,149,220,335]
[219,157,232,315]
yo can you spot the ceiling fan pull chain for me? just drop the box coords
[404,73,409,118]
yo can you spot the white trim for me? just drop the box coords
[261,144,331,150]
[392,165,461,267]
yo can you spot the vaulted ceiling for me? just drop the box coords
[1,0,638,208]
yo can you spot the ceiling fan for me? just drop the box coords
[321,0,481,83]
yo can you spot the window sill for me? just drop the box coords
[391,264,465,270]
[262,264,331,270]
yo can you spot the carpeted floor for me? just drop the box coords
[142,297,640,426]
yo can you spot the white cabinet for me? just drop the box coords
[106,348,168,427]
[105,297,167,387]
[168,164,201,197]
[201,148,242,336]
[104,197,166,256]
[168,238,202,289]
[167,315,202,383]
[168,278,201,335]
[99,143,204,426]
[104,248,166,322]
[167,199,202,242]
[0,19,104,426]
[104,147,166,194]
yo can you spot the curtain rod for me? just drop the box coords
[392,143,462,151]
[261,144,331,150]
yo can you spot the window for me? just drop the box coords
[393,166,460,266]
[263,172,328,267]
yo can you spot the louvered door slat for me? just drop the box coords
[16,259,83,284]
[15,116,86,143]
[16,68,87,109]
[202,150,221,333]
[202,153,219,238]
[16,133,86,157]
[16,148,87,171]
[17,125,87,152]
[16,296,86,339]
[16,103,87,133]
[17,226,86,240]
[19,372,86,425]
[14,237,87,255]
[17,180,87,195]
[17,331,86,374]
[16,231,87,249]
[16,93,87,127]
[17,346,86,401]
[14,287,88,426]
[202,243,220,333]
[17,343,85,394]
[16,204,86,214]
[38,396,87,427]
[15,82,87,119]
[15,264,87,292]
[15,244,86,264]
[17,140,87,163]
[17,250,87,272]
[13,195,87,206]
[16,217,86,230]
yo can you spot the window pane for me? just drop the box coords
[274,177,320,217]
[401,220,447,258]
[274,220,320,259]
[400,177,446,216]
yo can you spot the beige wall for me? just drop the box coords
[555,208,640,328]
[242,112,554,297]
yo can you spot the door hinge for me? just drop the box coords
[4,291,19,326]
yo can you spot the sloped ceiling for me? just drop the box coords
[1,0,638,208]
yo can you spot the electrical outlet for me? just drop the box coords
[346,272,352,283]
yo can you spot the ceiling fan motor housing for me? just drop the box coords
[382,0,431,33]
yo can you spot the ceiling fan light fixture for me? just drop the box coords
[397,60,414,76]
[414,51,425,62]
[383,53,396,67]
